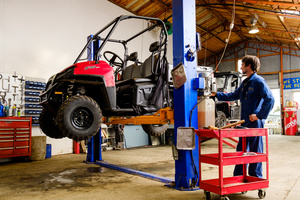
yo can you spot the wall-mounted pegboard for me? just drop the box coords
[0,72,46,126]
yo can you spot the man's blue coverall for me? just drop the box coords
[216,73,275,178]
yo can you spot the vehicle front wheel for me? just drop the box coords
[142,124,168,136]
[56,95,102,141]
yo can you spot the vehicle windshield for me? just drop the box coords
[216,76,226,92]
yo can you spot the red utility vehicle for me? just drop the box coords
[40,15,171,140]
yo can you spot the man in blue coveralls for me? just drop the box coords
[212,55,275,178]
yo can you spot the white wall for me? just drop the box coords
[0,0,172,155]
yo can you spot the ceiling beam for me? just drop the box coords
[197,0,227,23]
[235,25,300,36]
[239,0,300,8]
[200,46,218,55]
[216,0,247,40]
[200,23,225,40]
[196,24,229,45]
[243,33,300,43]
[277,15,300,48]
[249,10,300,19]
[252,13,282,46]
[107,0,136,15]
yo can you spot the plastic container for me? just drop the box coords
[0,103,4,117]
[45,144,52,159]
[12,105,16,117]
[198,97,215,128]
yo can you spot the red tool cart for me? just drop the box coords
[195,128,269,200]
[0,117,32,159]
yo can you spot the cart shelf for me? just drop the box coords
[201,152,267,166]
[200,176,268,195]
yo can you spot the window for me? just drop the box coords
[238,59,242,73]
[293,91,300,107]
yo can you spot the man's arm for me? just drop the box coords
[255,80,275,120]
[214,84,242,101]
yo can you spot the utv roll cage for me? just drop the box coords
[74,15,168,66]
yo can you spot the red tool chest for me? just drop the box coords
[195,128,269,200]
[0,117,32,159]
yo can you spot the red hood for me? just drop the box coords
[62,61,115,87]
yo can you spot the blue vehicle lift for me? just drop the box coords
[86,0,203,190]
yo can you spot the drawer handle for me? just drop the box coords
[16,136,29,138]
[0,119,30,122]
[0,132,14,134]
[16,132,30,134]
[16,139,29,141]
[16,128,30,130]
[0,128,14,131]
[16,146,29,149]
[0,136,14,138]
[0,147,14,150]
[0,140,14,142]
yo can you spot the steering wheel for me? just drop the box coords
[103,51,124,68]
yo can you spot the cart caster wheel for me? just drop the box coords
[258,189,266,199]
[204,190,211,200]
[241,191,247,194]
[220,196,230,200]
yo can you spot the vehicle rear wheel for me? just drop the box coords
[56,95,102,141]
[142,124,168,136]
[39,109,65,139]
[215,111,227,128]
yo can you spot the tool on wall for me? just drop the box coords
[1,76,10,92]
[12,86,18,93]
[12,71,18,82]
[12,94,18,101]
[8,98,11,108]
[0,91,6,104]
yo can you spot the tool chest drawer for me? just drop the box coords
[0,117,32,159]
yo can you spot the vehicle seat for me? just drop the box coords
[121,52,142,80]
[117,41,160,85]
[121,63,141,80]
[140,41,160,78]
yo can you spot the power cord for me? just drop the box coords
[208,0,236,77]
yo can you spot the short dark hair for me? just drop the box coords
[242,55,260,72]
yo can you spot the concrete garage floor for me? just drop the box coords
[0,135,299,200]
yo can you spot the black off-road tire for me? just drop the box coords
[39,109,65,139]
[56,95,102,141]
[141,124,168,136]
[215,111,227,128]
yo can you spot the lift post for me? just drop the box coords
[172,0,200,190]
[86,35,103,163]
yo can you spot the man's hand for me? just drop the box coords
[249,114,259,122]
[211,92,217,97]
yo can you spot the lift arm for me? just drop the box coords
[104,107,174,125]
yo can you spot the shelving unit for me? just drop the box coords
[195,128,269,200]
[24,80,46,126]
